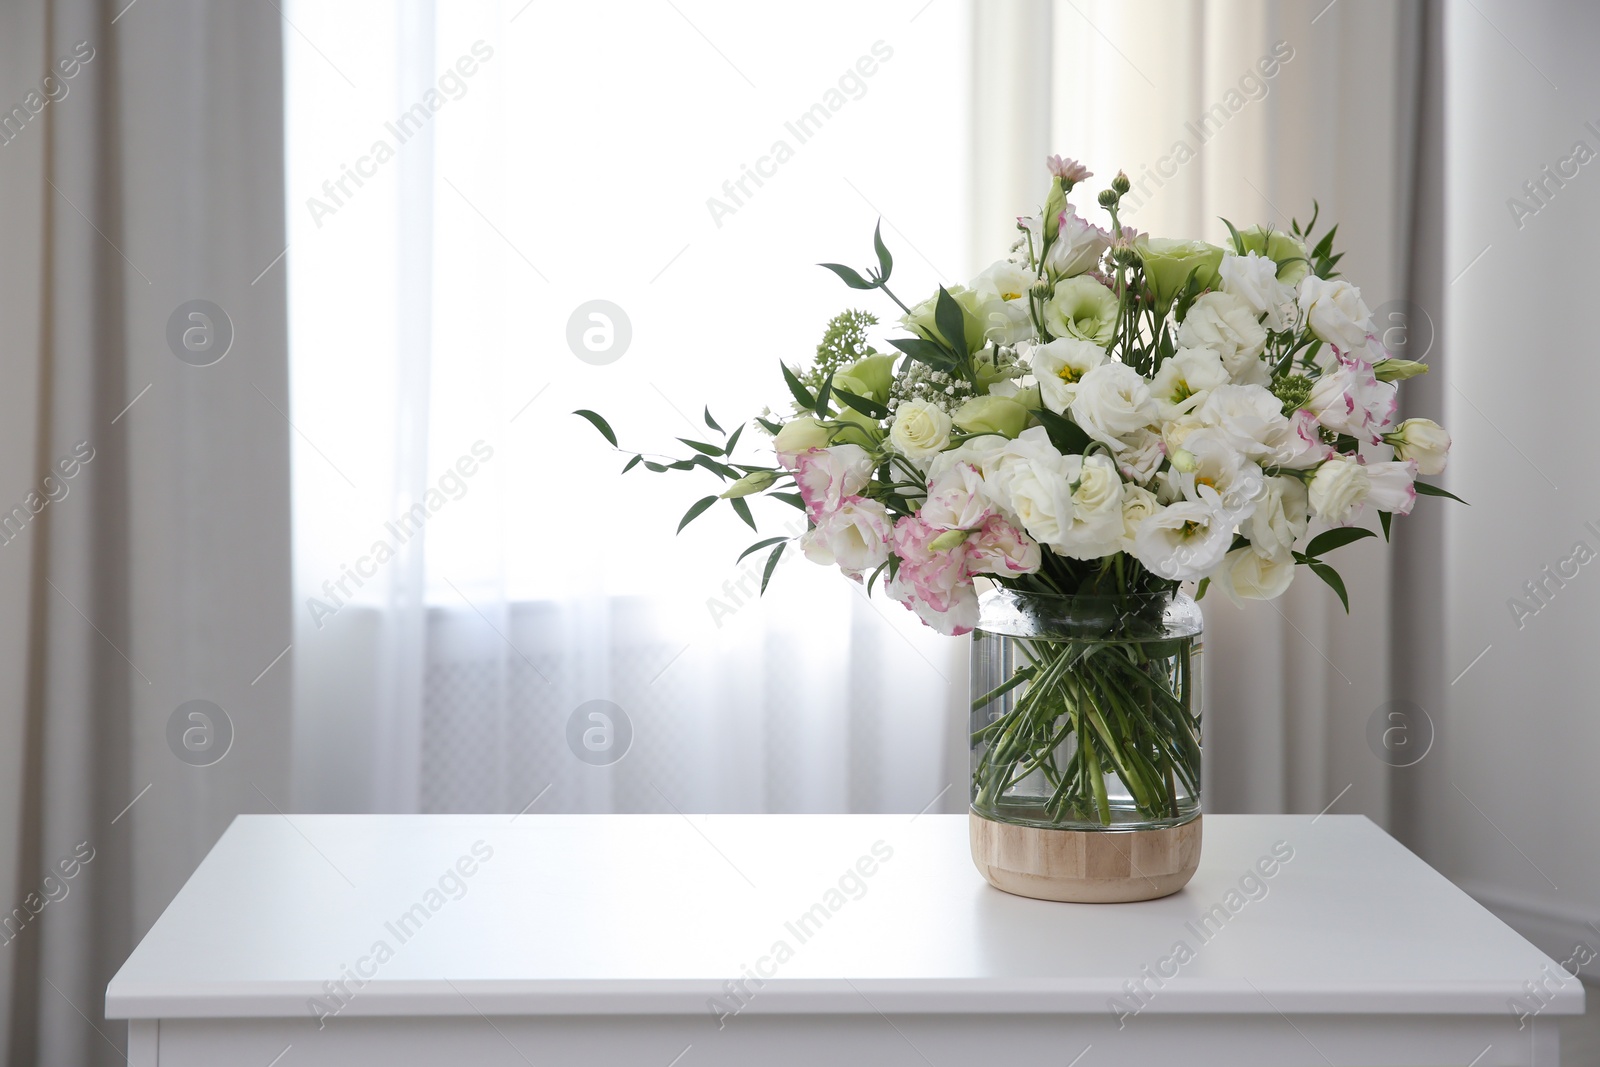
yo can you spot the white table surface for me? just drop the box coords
[106,813,1582,1022]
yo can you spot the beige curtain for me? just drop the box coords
[0,2,291,1062]
[973,0,1430,824]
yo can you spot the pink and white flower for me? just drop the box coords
[1307,351,1398,444]
[794,444,873,521]
[800,496,891,578]
[886,515,978,636]
[966,516,1041,576]
[920,462,997,531]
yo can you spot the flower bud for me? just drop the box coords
[1097,188,1119,209]
[1373,358,1429,382]
[1111,171,1131,195]
[720,469,781,498]
[928,529,970,553]
[1169,448,1198,473]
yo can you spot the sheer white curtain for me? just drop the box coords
[286,0,971,816]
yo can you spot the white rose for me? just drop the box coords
[800,497,890,576]
[1218,251,1295,331]
[1387,418,1450,476]
[1307,456,1370,525]
[889,401,953,463]
[1161,413,1205,458]
[1195,383,1292,462]
[1213,545,1296,602]
[1176,291,1269,385]
[1069,361,1156,447]
[1120,484,1160,552]
[1029,337,1107,414]
[1243,475,1309,560]
[1044,276,1118,345]
[1131,500,1234,580]
[971,259,1037,346]
[1297,276,1374,354]
[1150,345,1230,420]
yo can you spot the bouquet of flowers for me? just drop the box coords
[578,155,1454,631]
[577,155,1457,829]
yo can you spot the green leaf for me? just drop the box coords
[781,362,816,410]
[729,496,757,531]
[756,416,783,435]
[888,336,957,371]
[769,491,806,511]
[759,543,785,595]
[677,495,718,534]
[1303,526,1376,560]
[643,460,668,472]
[813,371,835,419]
[737,536,789,564]
[1031,407,1091,455]
[819,262,876,289]
[872,220,893,283]
[1311,223,1338,262]
[1308,560,1350,613]
[865,559,889,596]
[1415,481,1468,505]
[1379,510,1392,541]
[703,406,723,434]
[832,386,888,420]
[621,454,642,474]
[1221,217,1245,256]
[677,438,725,457]
[1195,577,1210,601]
[723,423,745,456]
[573,409,617,447]
[934,286,969,359]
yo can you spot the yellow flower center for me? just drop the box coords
[1057,366,1078,383]
[1001,290,1023,302]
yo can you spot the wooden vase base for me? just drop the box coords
[969,810,1202,903]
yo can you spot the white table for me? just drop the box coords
[107,814,1582,1066]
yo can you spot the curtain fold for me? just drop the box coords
[0,2,291,1062]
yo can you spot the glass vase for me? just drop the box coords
[970,587,1203,833]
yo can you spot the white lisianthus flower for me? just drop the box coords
[1386,417,1451,476]
[1213,545,1296,602]
[988,428,1075,548]
[1243,475,1310,561]
[1150,345,1230,420]
[1053,452,1125,559]
[1176,291,1269,385]
[1306,455,1369,525]
[1115,428,1166,484]
[928,433,1009,484]
[1364,459,1418,516]
[1297,275,1374,354]
[800,497,890,577]
[921,462,996,531]
[1045,276,1118,345]
[1069,361,1157,448]
[971,259,1037,346]
[889,400,953,463]
[1266,409,1336,469]
[1161,413,1205,458]
[1029,337,1107,414]
[1172,427,1265,522]
[1120,484,1161,553]
[1306,353,1397,444]
[1218,251,1296,331]
[1131,500,1234,580]
[1195,383,1292,462]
